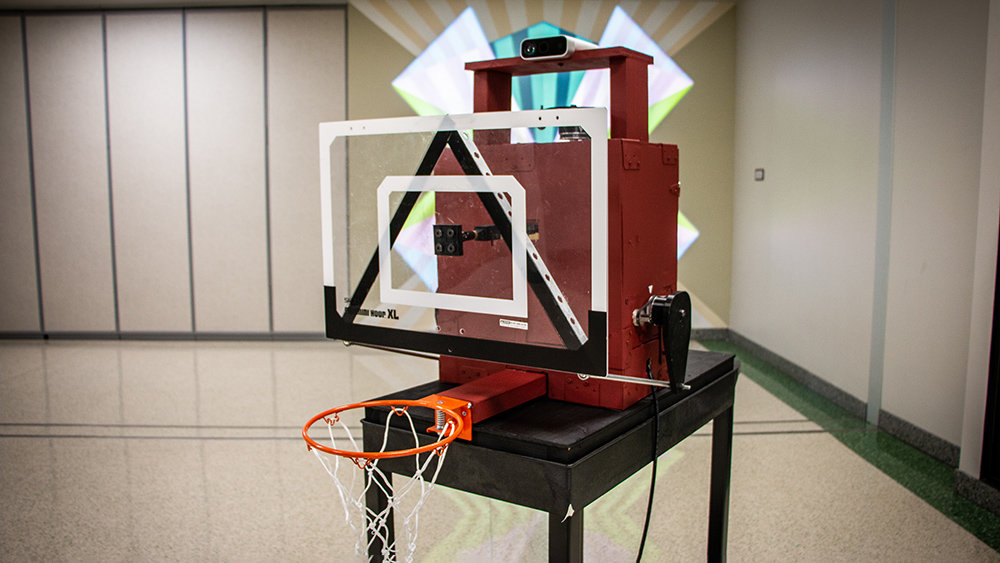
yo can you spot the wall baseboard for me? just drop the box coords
[45,331,120,340]
[694,327,962,468]
[1,331,327,342]
[694,327,867,419]
[955,470,1000,517]
[190,332,301,341]
[118,332,195,341]
[0,332,45,340]
[269,332,327,341]
[691,327,730,342]
[879,409,960,467]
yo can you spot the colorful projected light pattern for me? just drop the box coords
[390,5,698,261]
[391,7,494,117]
[574,6,694,134]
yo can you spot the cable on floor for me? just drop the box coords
[636,360,660,563]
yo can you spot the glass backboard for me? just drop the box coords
[320,108,608,375]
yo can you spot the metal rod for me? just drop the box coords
[577,373,673,388]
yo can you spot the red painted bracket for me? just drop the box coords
[421,369,548,441]
[420,395,473,442]
[622,140,642,170]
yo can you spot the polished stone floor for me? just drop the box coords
[1,339,998,562]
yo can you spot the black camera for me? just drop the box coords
[520,35,596,61]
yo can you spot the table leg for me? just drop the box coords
[549,508,584,563]
[707,405,734,563]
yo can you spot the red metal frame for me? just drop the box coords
[466,47,653,143]
[421,369,547,440]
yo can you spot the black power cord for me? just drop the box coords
[634,291,691,562]
[636,360,660,563]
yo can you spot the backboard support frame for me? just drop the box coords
[319,108,608,376]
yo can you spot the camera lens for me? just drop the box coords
[539,41,550,54]
[524,42,536,56]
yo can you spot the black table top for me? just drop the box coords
[366,350,736,465]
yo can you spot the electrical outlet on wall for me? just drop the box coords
[754,168,765,181]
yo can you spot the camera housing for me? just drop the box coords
[520,35,597,61]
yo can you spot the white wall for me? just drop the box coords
[267,8,345,333]
[27,14,118,333]
[106,11,191,333]
[186,9,270,333]
[0,16,39,332]
[0,7,345,336]
[732,0,993,452]
[881,0,991,446]
[961,0,1000,477]
[731,0,883,402]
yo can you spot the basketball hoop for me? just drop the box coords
[303,399,465,563]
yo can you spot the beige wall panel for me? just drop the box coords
[186,10,269,333]
[654,9,735,324]
[266,8,345,333]
[882,0,990,445]
[346,6,413,121]
[0,16,40,332]
[106,12,191,333]
[730,0,882,401]
[26,14,116,332]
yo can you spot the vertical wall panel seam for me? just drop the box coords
[20,15,45,333]
[102,14,121,334]
[263,8,274,333]
[183,9,197,333]
[868,0,897,425]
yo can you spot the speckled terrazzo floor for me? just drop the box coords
[1,338,998,562]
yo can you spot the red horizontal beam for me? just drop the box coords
[436,369,547,424]
[465,47,652,77]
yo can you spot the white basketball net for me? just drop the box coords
[311,407,456,563]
